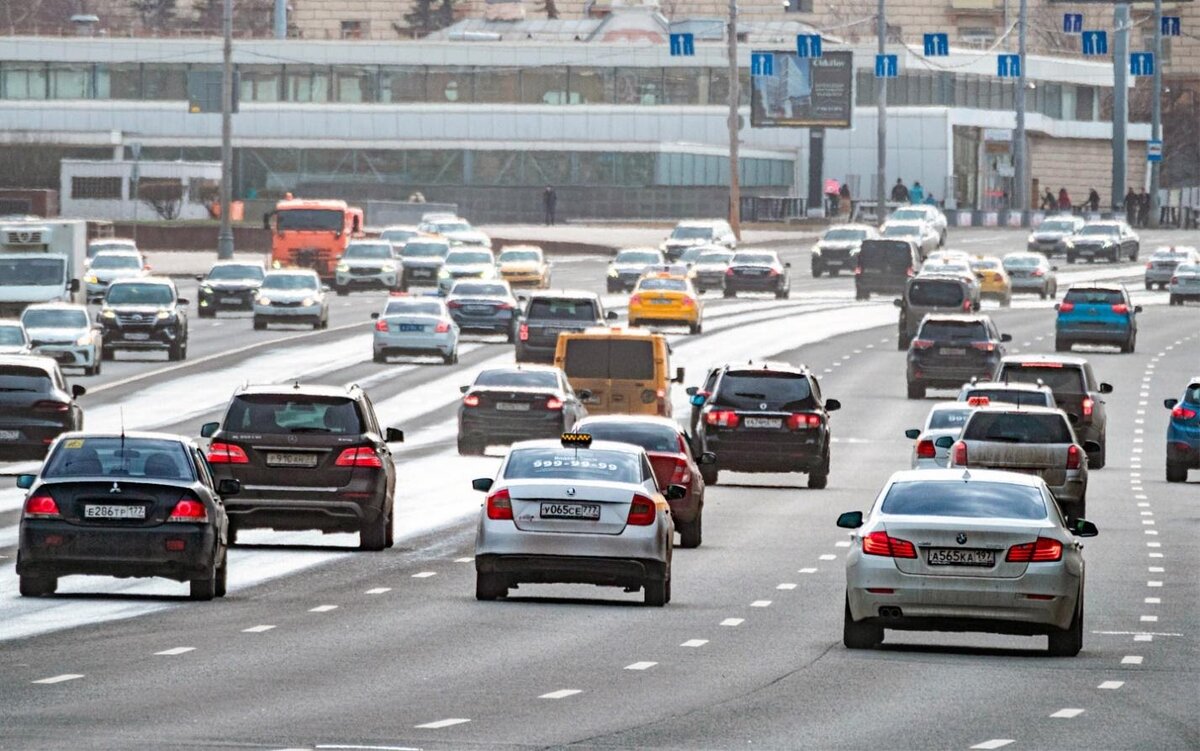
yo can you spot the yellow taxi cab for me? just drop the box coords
[627,269,703,334]
[554,327,684,418]
[970,256,1012,306]
[496,245,550,288]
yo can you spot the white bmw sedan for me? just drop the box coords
[838,468,1097,656]
[472,434,680,606]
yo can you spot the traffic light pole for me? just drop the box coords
[1112,3,1129,212]
[726,0,742,239]
[1150,0,1163,227]
[875,0,887,220]
[1013,0,1028,223]
[217,0,235,260]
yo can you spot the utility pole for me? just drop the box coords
[1112,2,1129,212]
[1149,0,1162,227]
[727,0,741,239]
[274,0,287,39]
[1013,0,1028,223]
[875,0,887,220]
[217,0,235,260]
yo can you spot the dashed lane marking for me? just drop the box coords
[1150,553,1164,559]
[454,557,473,563]
[1146,597,1161,604]
[309,605,338,613]
[540,689,582,699]
[1149,567,1165,573]
[776,583,797,590]
[750,600,772,608]
[1148,581,1164,587]
[365,587,391,595]
[624,661,657,671]
[835,540,851,548]
[1141,615,1159,623]
[412,571,437,578]
[721,618,745,627]
[681,639,708,648]
[414,718,470,729]
[819,554,837,561]
[970,740,1015,750]
[1147,541,1161,547]
[315,745,422,751]
[32,674,84,684]
[242,625,276,633]
[155,647,195,656]
[1050,708,1085,719]
[1098,681,1124,690]
[799,568,818,574]
[1121,656,1144,665]
[1135,634,1154,642]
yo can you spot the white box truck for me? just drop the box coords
[0,219,87,317]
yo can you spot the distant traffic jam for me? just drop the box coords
[3,203,1197,659]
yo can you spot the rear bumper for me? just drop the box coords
[1056,323,1131,343]
[450,311,514,333]
[1166,429,1200,465]
[374,331,456,356]
[628,307,698,324]
[726,276,782,292]
[460,411,564,444]
[18,521,216,582]
[705,431,827,473]
[476,553,668,588]
[515,341,556,362]
[1009,277,1048,291]
[907,361,997,389]
[222,479,388,533]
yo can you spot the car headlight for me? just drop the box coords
[608,268,618,277]
[84,275,99,284]
[1062,239,1074,248]
[439,270,450,279]
[101,309,116,319]
[811,245,822,255]
[75,334,92,346]
[380,262,395,272]
[302,297,315,307]
[1026,235,1036,243]
[201,285,214,294]
[257,296,271,306]
[156,309,171,320]
[336,263,350,273]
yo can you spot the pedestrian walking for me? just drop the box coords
[890,178,909,203]
[1041,188,1057,211]
[1124,188,1138,224]
[1057,187,1072,212]
[838,182,851,216]
[543,186,557,226]
[909,181,925,205]
[1087,188,1100,213]
[1137,188,1150,227]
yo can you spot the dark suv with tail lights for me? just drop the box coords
[0,355,85,460]
[687,361,840,489]
[906,314,1010,399]
[457,365,588,455]
[201,384,404,551]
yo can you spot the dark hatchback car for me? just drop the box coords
[895,274,981,349]
[689,362,840,489]
[723,250,791,299]
[98,278,190,361]
[16,432,233,600]
[855,239,921,300]
[196,261,266,317]
[446,280,520,340]
[457,365,588,455]
[0,355,85,460]
[201,384,404,551]
[515,291,616,363]
[906,314,1010,399]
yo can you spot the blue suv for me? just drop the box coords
[1055,283,1140,353]
[1164,380,1200,482]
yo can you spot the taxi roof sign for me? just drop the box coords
[561,432,593,448]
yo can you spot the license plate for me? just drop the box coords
[743,417,782,429]
[742,269,766,275]
[125,333,151,341]
[927,548,995,567]
[0,429,21,441]
[84,504,147,520]
[650,298,673,305]
[220,296,242,304]
[265,452,320,468]
[411,269,432,278]
[940,347,966,356]
[398,323,424,332]
[495,402,531,412]
[465,305,491,314]
[540,502,601,520]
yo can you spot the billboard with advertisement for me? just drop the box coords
[749,50,853,129]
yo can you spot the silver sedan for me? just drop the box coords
[839,468,1097,656]
[472,436,680,606]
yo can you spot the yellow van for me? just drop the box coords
[554,327,684,417]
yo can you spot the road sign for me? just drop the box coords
[1062,13,1083,33]
[1147,139,1163,163]
[923,33,949,56]
[1081,30,1108,56]
[751,52,774,77]
[669,33,694,57]
[1130,51,1154,76]
[997,54,1021,78]
[874,54,898,78]
[1162,16,1181,36]
[796,34,822,58]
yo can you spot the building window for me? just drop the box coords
[333,66,377,103]
[783,0,813,11]
[521,68,567,105]
[380,66,426,102]
[341,21,365,39]
[71,176,123,199]
[143,66,187,100]
[49,65,92,99]
[239,66,282,103]
[615,68,663,105]
[568,67,614,104]
[1,64,48,99]
[97,64,142,99]
[286,66,330,102]
[474,68,519,104]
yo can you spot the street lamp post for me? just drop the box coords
[1149,0,1163,227]
[217,0,235,260]
[875,0,887,220]
[726,0,741,239]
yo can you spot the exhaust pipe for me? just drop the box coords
[878,606,903,618]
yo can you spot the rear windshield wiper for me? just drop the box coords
[734,392,766,399]
[982,435,1024,442]
[288,427,334,433]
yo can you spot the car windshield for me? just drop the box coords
[883,225,920,237]
[890,209,927,222]
[262,274,318,291]
[451,283,508,297]
[1038,220,1075,233]
[823,228,867,241]
[1079,225,1119,237]
[732,253,775,265]
[22,309,87,329]
[616,251,661,265]
[928,408,973,430]
[0,326,25,345]
[384,300,443,316]
[881,480,1047,520]
[1185,383,1200,403]
[563,339,655,380]
[579,422,681,453]
[859,242,913,271]
[433,222,472,234]
[380,229,418,242]
[43,437,196,481]
[0,365,51,392]
[504,447,641,483]
[207,264,264,281]
[0,257,65,286]
[91,254,141,270]
[1003,255,1041,269]
[276,209,344,232]
[527,298,597,321]
[106,283,174,305]
[475,369,558,388]
[637,278,688,292]
[966,389,1051,407]
[446,251,492,265]
[971,260,1000,271]
[1064,288,1123,305]
[224,395,364,434]
[499,250,540,263]
[403,242,450,258]
[919,320,988,341]
[671,226,714,240]
[697,252,734,265]
[907,279,965,307]
[964,412,1073,443]
[713,371,815,411]
[88,242,135,257]
[680,247,706,263]
[1175,264,1200,275]
[999,364,1087,394]
[344,244,392,259]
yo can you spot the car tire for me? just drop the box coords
[253,318,266,331]
[198,308,214,319]
[808,450,830,489]
[643,577,668,607]
[679,513,702,549]
[843,596,882,649]
[1166,461,1188,483]
[830,268,839,278]
[1146,281,1154,291]
[1040,289,1048,300]
[18,574,57,597]
[457,437,484,456]
[1169,294,1179,306]
[227,525,239,546]
[101,346,115,361]
[1055,337,1070,352]
[1090,437,1106,470]
[1047,588,1084,657]
[1066,253,1076,264]
[723,288,735,299]
[214,550,228,598]
[359,510,388,551]
[443,350,459,365]
[373,351,387,364]
[312,319,322,330]
[335,285,349,297]
[700,466,718,486]
[476,572,507,601]
[906,382,925,400]
[189,562,217,601]
[506,326,516,343]
[321,317,329,330]
[168,341,184,362]
[1001,294,1012,308]
[86,360,100,376]
[384,505,395,549]
[811,262,823,278]
[776,286,790,300]
[689,321,702,335]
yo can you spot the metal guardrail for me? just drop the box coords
[740,196,805,223]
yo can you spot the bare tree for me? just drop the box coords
[131,0,177,30]
[139,180,185,221]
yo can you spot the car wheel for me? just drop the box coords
[312,319,322,330]
[1055,337,1070,353]
[808,450,830,489]
[1169,294,1179,306]
[811,262,823,278]
[214,549,228,598]
[457,437,483,456]
[1166,461,1188,483]
[723,288,735,299]
[189,561,217,601]
[506,326,515,343]
[829,268,839,278]
[227,524,239,546]
[906,382,925,400]
[643,577,668,607]
[1146,281,1154,291]
[776,286,790,300]
[1066,254,1076,264]
[679,513,702,549]
[1040,289,1048,300]
[359,509,388,551]
[335,285,349,297]
[198,308,213,319]
[689,321,702,335]
[373,351,387,364]
[253,318,266,331]
[843,596,883,649]
[475,572,507,601]
[18,574,57,597]
[443,350,459,365]
[384,505,395,549]
[320,316,329,330]
[700,466,718,486]
[1001,294,1012,308]
[1047,588,1084,657]
[168,341,183,361]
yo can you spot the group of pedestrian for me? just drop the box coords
[1124,187,1153,227]
[1039,186,1103,214]
[891,178,938,206]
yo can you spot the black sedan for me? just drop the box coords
[16,432,234,600]
[0,355,85,460]
[446,280,520,340]
[196,261,265,317]
[723,250,791,299]
[457,365,588,455]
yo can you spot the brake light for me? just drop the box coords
[966,396,990,407]
[705,409,739,428]
[486,488,513,520]
[906,266,915,277]
[952,441,967,465]
[910,339,934,350]
[167,497,208,523]
[496,302,514,311]
[546,397,563,410]
[335,447,384,468]
[1172,405,1197,420]
[434,321,451,333]
[787,413,821,430]
[916,439,936,459]
[1031,269,1044,277]
[32,400,70,413]
[971,341,997,352]
[725,268,735,276]
[446,300,463,309]
[23,494,60,519]
[1171,276,1179,285]
[1146,261,1153,269]
[767,268,780,277]
[1006,537,1063,562]
[627,493,657,526]
[1058,302,1075,312]
[519,323,529,341]
[207,441,248,464]
[1066,444,1082,470]
[854,266,863,276]
[1081,397,1094,419]
[462,394,480,407]
[961,299,972,312]
[681,296,695,308]
[669,458,691,485]
[1112,303,1130,315]
[862,530,917,558]
[374,319,388,332]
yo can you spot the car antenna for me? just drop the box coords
[119,407,128,474]
[293,379,300,390]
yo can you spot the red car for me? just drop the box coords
[573,415,713,548]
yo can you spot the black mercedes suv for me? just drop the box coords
[98,278,190,361]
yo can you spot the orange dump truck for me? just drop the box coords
[262,198,364,279]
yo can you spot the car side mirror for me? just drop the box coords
[893,298,903,308]
[71,384,86,398]
[1082,440,1102,454]
[370,312,380,320]
[176,298,190,306]
[904,428,920,440]
[385,427,405,443]
[195,274,205,282]
[217,478,241,497]
[825,398,841,412]
[1000,334,1012,342]
[663,484,687,501]
[1053,303,1061,311]
[459,385,469,394]
[605,311,618,321]
[836,511,863,529]
[16,474,35,490]
[577,389,592,401]
[1051,265,1059,271]
[934,436,955,449]
[784,262,792,268]
[673,367,685,384]
[1134,305,1143,313]
[472,477,493,492]
[685,386,698,396]
[1072,518,1099,537]
[699,451,716,465]
[200,422,219,438]
[69,278,81,293]
[1164,398,1179,409]
[1099,383,1113,394]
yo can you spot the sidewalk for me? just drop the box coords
[482,223,819,251]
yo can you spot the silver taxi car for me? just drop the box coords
[839,468,1097,656]
[21,304,102,376]
[472,433,681,606]
[371,295,459,364]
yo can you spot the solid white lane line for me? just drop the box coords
[776,583,797,590]
[316,745,422,751]
[32,674,84,684]
[414,718,470,729]
[1098,681,1124,690]
[721,618,744,627]
[1121,656,1144,665]
[1050,708,1085,719]
[681,639,708,648]
[365,587,391,595]
[970,740,1015,750]
[539,689,582,699]
[624,661,657,671]
[309,605,338,613]
[818,554,837,561]
[750,600,772,608]
[242,625,276,633]
[154,647,195,656]
[412,571,437,578]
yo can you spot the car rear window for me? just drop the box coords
[714,371,815,411]
[731,253,775,265]
[224,395,364,435]
[0,365,51,391]
[527,298,598,322]
[451,283,508,297]
[0,326,25,345]
[1064,288,1123,305]
[907,279,965,307]
[1002,255,1040,269]
[578,423,681,453]
[1185,384,1200,404]
[475,369,558,389]
[384,300,443,316]
[504,448,640,483]
[965,389,1052,407]
[881,480,1047,520]
[637,278,687,291]
[918,320,987,341]
[963,412,1073,443]
[43,437,195,481]
[928,408,973,430]
[616,251,661,264]
[998,364,1087,394]
[563,339,655,380]
[697,252,734,265]
[859,241,913,271]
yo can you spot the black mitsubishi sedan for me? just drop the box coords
[16,432,235,600]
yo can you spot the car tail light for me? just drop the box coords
[1006,537,1063,562]
[705,409,739,428]
[1112,303,1130,314]
[446,300,463,309]
[1146,261,1154,269]
[670,458,691,485]
[1171,276,1180,285]
[681,296,695,308]
[167,497,208,523]
[496,302,514,311]
[726,267,735,276]
[1066,444,1082,470]
[952,441,968,465]
[462,394,480,407]
[1081,397,1094,419]
[374,319,389,332]
[1172,405,1197,420]
[767,268,780,277]
[335,447,384,468]
[906,266,915,277]
[485,488,513,520]
[32,400,70,413]
[916,439,936,459]
[434,321,451,333]
[966,396,990,407]
[961,299,972,312]
[23,494,60,519]
[971,341,997,352]
[1031,269,1044,277]
[787,413,821,430]
[1058,301,1075,312]
[627,493,657,526]
[854,266,863,276]
[545,397,563,410]
[207,441,248,464]
[910,339,935,350]
[862,530,917,558]
[518,323,529,341]
[630,294,642,306]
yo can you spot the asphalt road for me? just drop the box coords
[0,227,1197,750]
